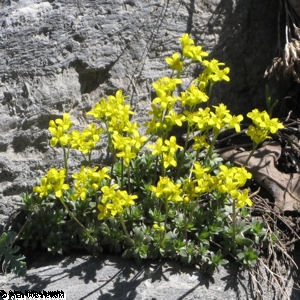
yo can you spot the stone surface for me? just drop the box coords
[0,254,299,300]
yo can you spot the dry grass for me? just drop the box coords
[248,194,299,299]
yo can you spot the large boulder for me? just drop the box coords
[0,0,279,228]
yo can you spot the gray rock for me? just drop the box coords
[0,254,298,299]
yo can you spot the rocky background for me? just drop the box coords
[0,0,282,229]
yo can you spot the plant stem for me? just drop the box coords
[59,196,93,240]
[183,203,188,246]
[161,154,166,177]
[245,144,258,166]
[184,125,192,152]
[232,198,236,250]
[119,213,134,246]
[204,132,218,165]
[106,131,116,181]
[88,152,92,166]
[127,165,131,194]
[11,212,33,246]
[164,199,168,237]
[109,148,117,183]
[63,146,69,175]
[208,82,214,99]
[120,158,124,188]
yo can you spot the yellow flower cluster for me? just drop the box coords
[70,123,102,155]
[112,131,147,167]
[48,113,72,147]
[146,77,183,134]
[180,84,209,107]
[148,136,183,169]
[150,176,183,202]
[48,113,103,157]
[216,165,253,208]
[186,162,252,207]
[186,103,243,135]
[150,33,243,142]
[191,162,215,194]
[39,90,143,221]
[97,184,138,220]
[72,166,110,201]
[87,90,135,134]
[33,168,69,199]
[149,160,253,209]
[179,33,209,63]
[201,59,230,83]
[88,90,147,167]
[166,33,229,86]
[246,109,284,145]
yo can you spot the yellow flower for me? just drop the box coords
[152,223,165,231]
[54,113,72,131]
[229,114,244,132]
[191,162,214,193]
[72,166,110,200]
[185,107,211,130]
[164,136,182,155]
[192,135,209,151]
[165,110,186,127]
[165,52,184,72]
[97,184,137,220]
[70,123,102,154]
[97,204,108,220]
[48,113,72,147]
[179,33,194,48]
[183,45,209,62]
[150,176,183,202]
[163,136,183,168]
[232,189,253,208]
[180,34,208,62]
[113,130,147,166]
[145,104,166,135]
[152,77,182,98]
[147,136,183,169]
[246,109,284,145]
[246,125,269,145]
[87,90,138,135]
[33,168,69,199]
[217,165,252,194]
[202,59,230,82]
[180,84,209,108]
[147,137,164,156]
[152,95,178,110]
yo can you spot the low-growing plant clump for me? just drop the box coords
[2,34,293,294]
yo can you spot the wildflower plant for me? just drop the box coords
[17,34,285,274]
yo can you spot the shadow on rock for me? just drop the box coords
[191,0,279,115]
[3,254,280,299]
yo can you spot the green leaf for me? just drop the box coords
[235,236,253,247]
[0,231,27,276]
